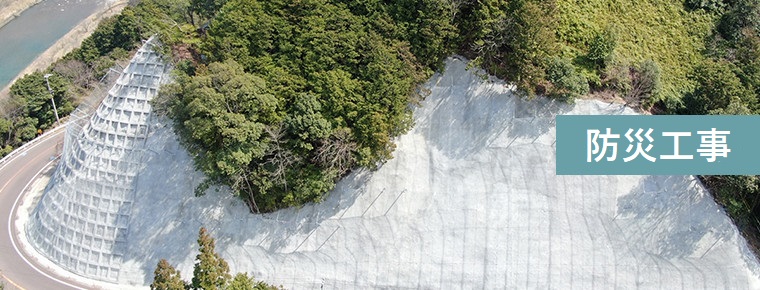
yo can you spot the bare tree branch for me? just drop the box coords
[263,124,300,189]
[314,128,358,176]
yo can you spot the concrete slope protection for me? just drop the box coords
[25,36,169,282]
[15,57,760,288]
[103,57,760,288]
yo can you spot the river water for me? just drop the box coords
[0,0,101,91]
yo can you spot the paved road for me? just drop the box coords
[0,128,84,289]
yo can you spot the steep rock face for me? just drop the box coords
[26,37,169,281]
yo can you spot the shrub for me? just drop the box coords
[685,0,727,12]
[587,27,617,69]
[465,0,559,98]
[627,59,662,107]
[717,0,760,41]
[546,57,590,101]
[681,59,754,114]
[602,64,632,95]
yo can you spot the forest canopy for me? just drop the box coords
[152,0,760,215]
[6,0,760,229]
[158,0,448,212]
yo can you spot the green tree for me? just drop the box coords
[10,71,74,130]
[201,0,281,70]
[587,28,617,69]
[167,0,428,212]
[733,30,760,107]
[370,0,458,70]
[285,94,331,151]
[71,9,140,66]
[166,60,280,212]
[682,60,754,114]
[545,57,589,101]
[685,0,726,12]
[717,0,760,41]
[152,228,281,290]
[708,97,754,114]
[628,59,662,107]
[228,273,254,290]
[179,63,274,164]
[0,117,14,157]
[702,175,760,231]
[151,259,187,290]
[468,0,559,97]
[192,227,231,290]
[191,0,226,22]
[10,116,39,144]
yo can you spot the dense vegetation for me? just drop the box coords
[156,0,760,251]
[160,0,729,213]
[4,0,760,251]
[684,0,760,253]
[451,0,715,106]
[0,71,73,157]
[557,0,714,106]
[157,0,457,212]
[151,227,280,290]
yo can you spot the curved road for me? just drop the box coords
[0,128,85,289]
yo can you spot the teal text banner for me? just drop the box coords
[556,115,760,175]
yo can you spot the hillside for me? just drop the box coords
[5,0,760,286]
[6,0,759,219]
[114,58,760,288]
[556,0,715,103]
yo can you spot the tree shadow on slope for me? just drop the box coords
[126,121,372,284]
[614,175,744,261]
[125,58,629,285]
[414,59,572,159]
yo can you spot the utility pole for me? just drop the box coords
[43,73,60,125]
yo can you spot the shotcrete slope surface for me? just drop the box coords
[115,58,760,288]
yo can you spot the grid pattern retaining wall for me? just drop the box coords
[26,37,168,281]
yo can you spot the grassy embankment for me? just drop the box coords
[556,0,715,106]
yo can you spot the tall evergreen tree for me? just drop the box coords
[229,272,281,290]
[228,273,254,290]
[190,0,226,21]
[150,259,187,290]
[192,227,231,290]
